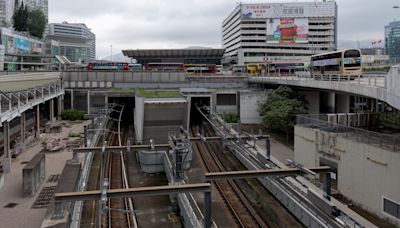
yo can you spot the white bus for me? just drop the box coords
[311,49,362,78]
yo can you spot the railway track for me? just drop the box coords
[191,122,269,228]
[81,117,137,228]
[102,123,136,228]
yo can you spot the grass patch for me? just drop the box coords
[61,109,85,121]
[136,88,182,98]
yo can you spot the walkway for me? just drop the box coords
[0,121,85,228]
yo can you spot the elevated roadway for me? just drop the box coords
[0,72,64,123]
[249,69,400,110]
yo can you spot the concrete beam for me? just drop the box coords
[205,166,331,181]
[73,144,171,153]
[55,183,211,201]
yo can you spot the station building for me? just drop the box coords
[222,1,337,66]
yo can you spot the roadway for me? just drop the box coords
[248,71,400,110]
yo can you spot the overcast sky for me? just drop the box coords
[49,0,400,59]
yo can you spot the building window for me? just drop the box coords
[383,197,400,219]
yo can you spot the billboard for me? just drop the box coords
[266,18,308,44]
[241,2,335,19]
[16,38,30,53]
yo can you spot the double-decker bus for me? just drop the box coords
[87,62,129,71]
[311,49,362,78]
[128,63,143,71]
[145,62,185,71]
[184,64,217,74]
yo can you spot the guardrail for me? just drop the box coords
[296,114,400,153]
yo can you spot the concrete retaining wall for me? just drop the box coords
[294,125,400,226]
[23,153,45,197]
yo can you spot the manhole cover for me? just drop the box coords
[4,203,18,208]
[32,186,56,209]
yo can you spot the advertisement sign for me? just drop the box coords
[266,18,308,44]
[7,36,15,54]
[313,58,338,67]
[241,2,335,19]
[16,38,30,52]
[31,43,42,54]
[343,57,361,65]
[241,4,272,18]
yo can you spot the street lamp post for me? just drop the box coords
[110,45,113,61]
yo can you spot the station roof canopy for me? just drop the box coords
[122,48,225,65]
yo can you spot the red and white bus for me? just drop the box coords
[87,62,129,71]
[145,62,185,71]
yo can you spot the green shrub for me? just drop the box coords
[61,109,85,121]
[223,113,239,123]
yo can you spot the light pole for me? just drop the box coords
[110,44,113,61]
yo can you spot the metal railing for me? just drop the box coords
[245,72,386,88]
[296,114,400,153]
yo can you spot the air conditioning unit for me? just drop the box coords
[337,113,347,126]
[347,113,358,127]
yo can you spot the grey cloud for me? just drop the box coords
[49,0,396,58]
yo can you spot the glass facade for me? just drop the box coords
[385,21,400,63]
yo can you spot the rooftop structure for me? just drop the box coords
[122,48,225,65]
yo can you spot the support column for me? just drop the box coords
[327,92,336,113]
[322,173,331,201]
[70,90,74,110]
[104,94,108,108]
[3,121,11,173]
[35,105,40,139]
[57,96,63,119]
[49,99,55,122]
[336,94,350,113]
[87,90,90,115]
[20,112,26,143]
[204,190,211,228]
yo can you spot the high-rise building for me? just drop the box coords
[47,22,96,62]
[24,0,48,19]
[385,21,400,64]
[0,0,16,27]
[222,1,337,66]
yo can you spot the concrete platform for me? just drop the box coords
[0,121,86,228]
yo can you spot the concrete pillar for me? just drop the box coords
[70,90,74,110]
[104,94,108,108]
[20,112,26,143]
[336,94,350,113]
[57,96,63,119]
[3,121,11,173]
[87,90,90,115]
[49,99,55,122]
[35,105,40,139]
[327,92,335,113]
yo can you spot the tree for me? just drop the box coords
[27,8,46,38]
[258,86,307,142]
[12,1,28,31]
